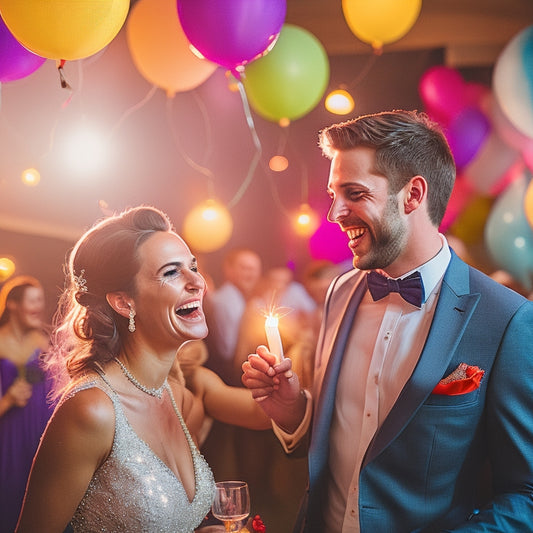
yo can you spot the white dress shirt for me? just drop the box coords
[275,236,451,532]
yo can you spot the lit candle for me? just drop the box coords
[265,314,284,363]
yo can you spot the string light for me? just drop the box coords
[293,203,320,237]
[182,199,233,253]
[21,168,41,186]
[325,88,355,115]
[0,257,16,282]
[269,155,289,172]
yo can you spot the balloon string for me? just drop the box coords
[227,79,262,209]
[346,52,378,89]
[192,90,214,167]
[165,95,216,198]
[108,85,157,139]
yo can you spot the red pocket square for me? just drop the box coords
[433,363,485,395]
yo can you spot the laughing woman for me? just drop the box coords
[16,206,218,533]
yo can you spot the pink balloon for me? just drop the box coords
[0,16,45,82]
[419,65,466,125]
[309,217,353,264]
[176,0,286,72]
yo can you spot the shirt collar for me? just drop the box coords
[400,234,451,304]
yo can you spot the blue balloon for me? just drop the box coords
[485,171,533,290]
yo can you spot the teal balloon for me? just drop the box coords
[485,172,533,290]
[243,24,330,122]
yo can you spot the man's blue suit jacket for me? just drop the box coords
[299,252,533,532]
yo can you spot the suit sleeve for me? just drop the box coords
[448,300,533,531]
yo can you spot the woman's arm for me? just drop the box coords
[16,387,115,533]
[193,366,271,430]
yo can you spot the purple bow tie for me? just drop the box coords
[366,270,424,308]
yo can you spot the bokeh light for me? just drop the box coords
[182,199,233,253]
[269,155,289,172]
[325,88,355,115]
[21,167,40,186]
[0,257,16,282]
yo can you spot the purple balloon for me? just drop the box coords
[177,0,286,71]
[0,16,46,82]
[446,107,491,170]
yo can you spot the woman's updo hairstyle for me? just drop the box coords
[51,206,173,384]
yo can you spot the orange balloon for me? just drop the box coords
[126,0,217,97]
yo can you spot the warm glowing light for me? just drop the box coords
[265,313,284,362]
[182,199,233,253]
[0,257,16,282]
[63,124,109,175]
[325,89,355,115]
[269,155,289,172]
[279,117,290,128]
[294,203,320,237]
[21,167,41,186]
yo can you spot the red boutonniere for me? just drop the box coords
[252,514,266,532]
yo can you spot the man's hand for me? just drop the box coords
[242,345,307,433]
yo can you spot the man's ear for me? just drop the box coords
[403,175,427,214]
[106,292,133,319]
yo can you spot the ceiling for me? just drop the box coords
[287,0,533,66]
[1,0,532,299]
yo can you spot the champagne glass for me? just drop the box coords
[211,480,250,532]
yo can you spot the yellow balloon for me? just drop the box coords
[524,178,533,230]
[342,0,422,51]
[126,0,217,97]
[0,0,130,60]
[182,199,233,253]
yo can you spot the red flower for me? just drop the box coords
[252,514,266,532]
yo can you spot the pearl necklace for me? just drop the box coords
[114,358,167,399]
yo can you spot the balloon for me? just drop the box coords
[525,177,533,230]
[418,65,466,125]
[446,107,491,170]
[0,0,129,60]
[0,16,46,82]
[342,0,421,51]
[176,0,286,72]
[450,194,493,246]
[243,24,330,122]
[463,129,522,196]
[126,0,216,97]
[309,217,353,264]
[182,199,233,253]
[493,25,533,138]
[485,172,533,290]
[439,176,476,234]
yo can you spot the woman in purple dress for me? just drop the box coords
[0,276,52,533]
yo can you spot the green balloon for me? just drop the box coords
[243,24,330,122]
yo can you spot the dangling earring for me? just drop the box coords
[128,304,136,333]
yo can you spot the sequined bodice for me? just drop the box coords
[69,374,215,532]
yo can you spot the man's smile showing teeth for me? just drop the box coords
[175,300,201,317]
[346,228,365,240]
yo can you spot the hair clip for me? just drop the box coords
[73,269,88,293]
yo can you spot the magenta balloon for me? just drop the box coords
[418,65,466,125]
[446,107,491,170]
[0,16,45,82]
[176,0,286,70]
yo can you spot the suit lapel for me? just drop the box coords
[362,254,480,468]
[308,271,366,486]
